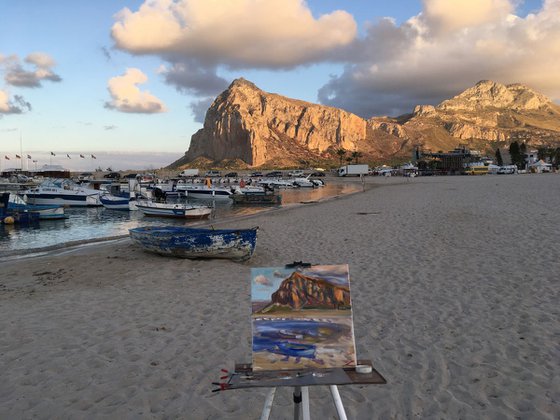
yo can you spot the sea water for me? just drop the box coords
[0,183,360,254]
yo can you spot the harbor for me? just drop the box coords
[0,179,360,255]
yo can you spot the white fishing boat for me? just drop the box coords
[19,178,102,207]
[292,177,315,188]
[176,184,233,200]
[135,200,213,219]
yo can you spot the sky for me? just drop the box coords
[1,0,557,171]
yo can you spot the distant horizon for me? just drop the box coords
[0,150,182,172]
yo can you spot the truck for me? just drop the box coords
[337,164,369,177]
[179,169,199,177]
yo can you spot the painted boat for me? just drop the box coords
[176,184,233,200]
[100,194,138,211]
[19,178,101,206]
[128,226,258,260]
[135,200,212,219]
[6,193,67,220]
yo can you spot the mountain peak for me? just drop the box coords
[228,77,260,91]
[438,80,552,112]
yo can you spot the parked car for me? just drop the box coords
[310,172,325,177]
[250,171,263,177]
[265,171,283,177]
[204,170,221,177]
[224,172,238,177]
[104,172,121,179]
[288,170,305,177]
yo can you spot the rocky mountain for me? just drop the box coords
[258,271,351,313]
[171,79,560,168]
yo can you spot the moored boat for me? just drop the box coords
[5,193,67,220]
[129,226,258,261]
[19,178,102,207]
[100,194,138,211]
[176,184,233,200]
[135,200,212,219]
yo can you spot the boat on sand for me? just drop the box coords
[129,226,258,261]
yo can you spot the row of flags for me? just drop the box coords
[4,153,97,160]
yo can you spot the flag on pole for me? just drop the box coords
[16,154,21,159]
[27,154,32,159]
[4,156,9,160]
[67,154,71,159]
[91,154,96,159]
[50,152,56,156]
[80,154,85,158]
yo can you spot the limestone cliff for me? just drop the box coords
[173,79,560,168]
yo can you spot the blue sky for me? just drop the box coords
[0,0,555,171]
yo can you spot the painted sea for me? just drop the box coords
[0,183,360,254]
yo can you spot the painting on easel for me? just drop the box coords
[251,264,357,371]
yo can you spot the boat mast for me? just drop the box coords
[20,131,24,171]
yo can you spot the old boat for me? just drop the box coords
[128,226,258,261]
[135,200,212,219]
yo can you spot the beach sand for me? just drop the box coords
[1,174,559,419]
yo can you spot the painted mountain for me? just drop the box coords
[251,265,357,371]
[259,271,351,313]
[170,79,560,168]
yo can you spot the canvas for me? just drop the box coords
[251,264,357,371]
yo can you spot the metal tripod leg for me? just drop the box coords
[329,385,348,420]
[293,386,310,420]
[260,388,276,420]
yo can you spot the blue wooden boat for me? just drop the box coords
[128,226,258,261]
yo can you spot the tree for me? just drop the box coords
[336,148,347,166]
[495,148,503,166]
[345,157,353,164]
[351,151,363,164]
[509,141,522,168]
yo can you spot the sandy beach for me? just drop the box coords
[1,174,559,419]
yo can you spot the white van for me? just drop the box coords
[179,169,199,177]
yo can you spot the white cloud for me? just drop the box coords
[422,0,513,35]
[319,0,560,117]
[105,68,167,114]
[1,52,61,88]
[0,90,32,114]
[254,275,272,286]
[111,0,357,69]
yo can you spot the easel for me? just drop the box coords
[213,262,386,418]
[215,360,386,420]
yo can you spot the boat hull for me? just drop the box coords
[176,185,232,201]
[24,193,100,207]
[100,195,137,211]
[129,226,258,261]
